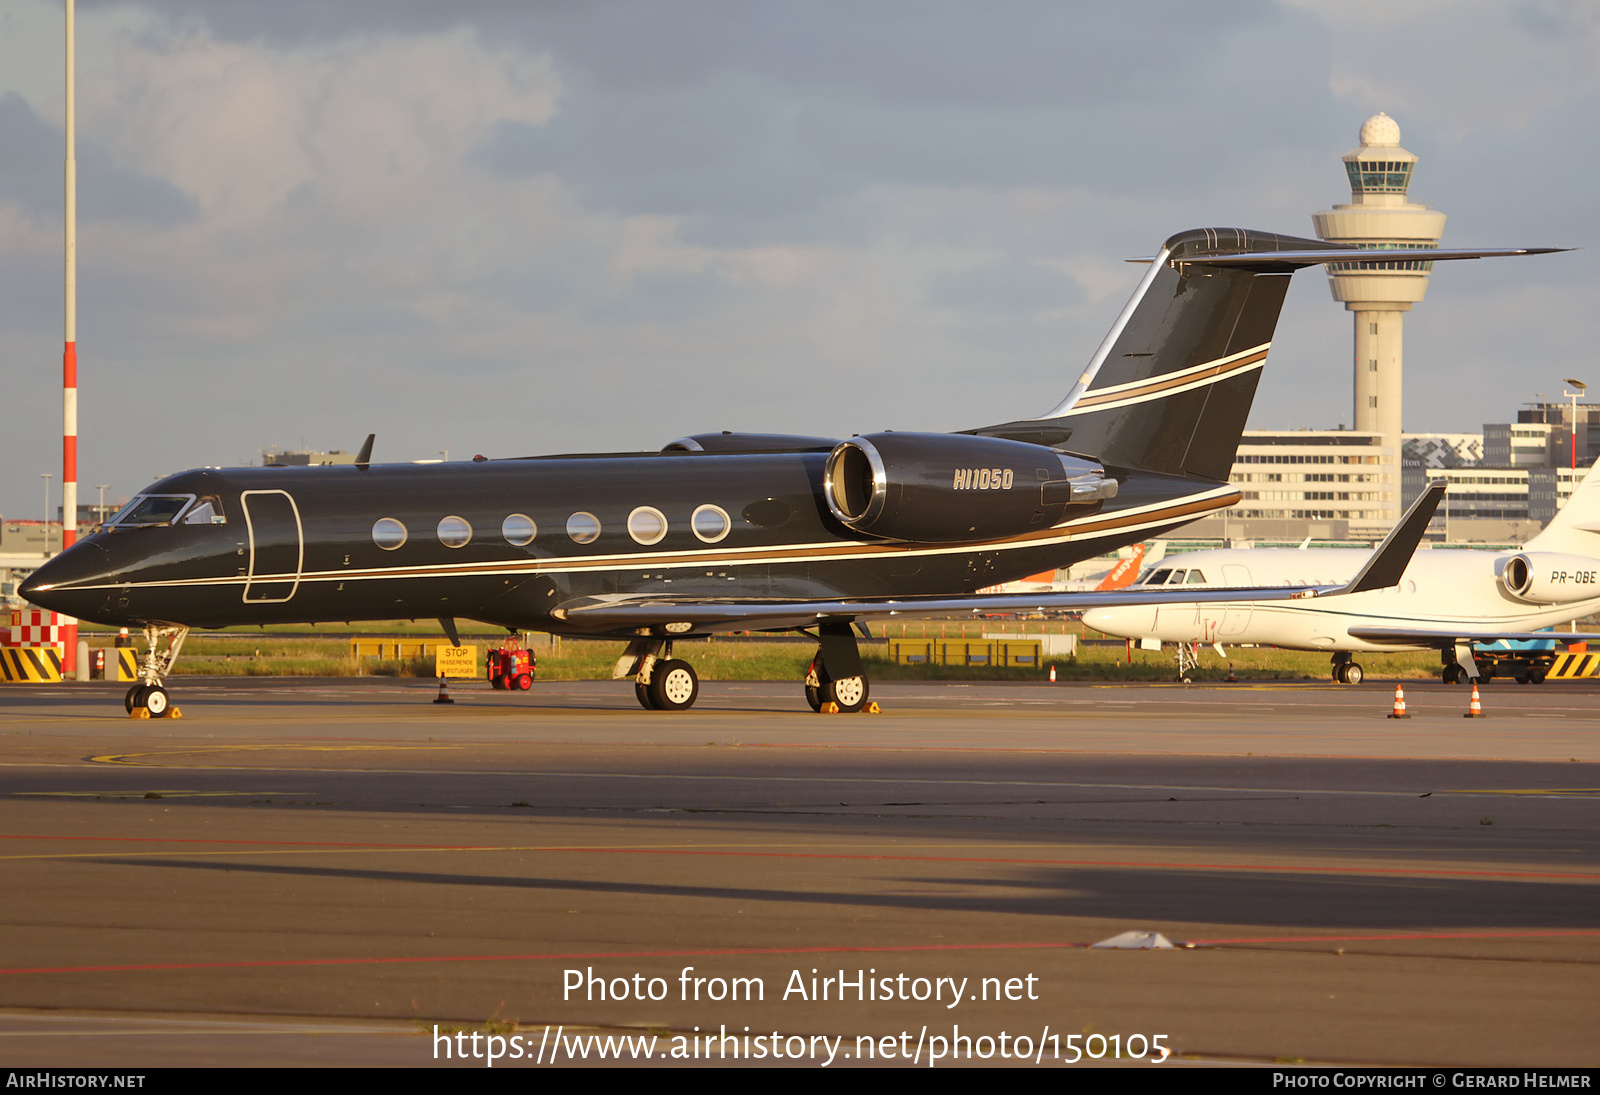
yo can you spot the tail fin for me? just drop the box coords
[1095,543,1146,590]
[971,228,1332,480]
[1524,460,1600,556]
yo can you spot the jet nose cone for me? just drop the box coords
[18,541,112,619]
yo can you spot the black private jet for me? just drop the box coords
[28,227,1546,714]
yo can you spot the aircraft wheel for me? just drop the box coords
[1442,665,1463,685]
[125,685,143,713]
[516,673,533,691]
[1340,662,1364,685]
[827,674,870,714]
[635,681,660,710]
[804,659,825,711]
[647,660,699,711]
[804,682,824,712]
[142,686,170,718]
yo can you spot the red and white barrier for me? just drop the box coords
[6,610,66,648]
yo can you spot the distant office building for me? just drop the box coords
[261,447,358,467]
[1177,429,1397,542]
[1418,464,1591,543]
[1483,399,1600,467]
[1403,433,1482,468]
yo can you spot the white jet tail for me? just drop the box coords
[1525,461,1600,556]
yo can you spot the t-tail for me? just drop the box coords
[969,228,1566,482]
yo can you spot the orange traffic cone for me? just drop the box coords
[1387,684,1410,719]
[1049,665,1057,683]
[433,676,454,704]
[1226,664,1237,683]
[1463,683,1486,718]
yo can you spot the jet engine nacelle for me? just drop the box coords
[823,432,1116,543]
[1501,552,1600,604]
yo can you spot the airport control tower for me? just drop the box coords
[1312,113,1446,462]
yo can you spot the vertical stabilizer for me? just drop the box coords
[1525,460,1600,556]
[971,228,1330,480]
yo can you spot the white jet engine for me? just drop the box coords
[1501,553,1600,604]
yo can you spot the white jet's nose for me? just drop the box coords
[1082,606,1154,637]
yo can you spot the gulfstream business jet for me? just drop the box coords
[23,229,1553,714]
[1084,461,1600,684]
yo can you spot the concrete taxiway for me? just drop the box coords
[0,676,1595,1067]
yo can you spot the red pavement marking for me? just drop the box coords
[5,930,1599,977]
[2,833,1595,880]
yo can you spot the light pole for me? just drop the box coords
[41,473,53,556]
[1563,379,1588,470]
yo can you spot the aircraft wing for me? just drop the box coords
[553,483,1447,633]
[1348,628,1600,647]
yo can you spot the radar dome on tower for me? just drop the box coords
[1359,112,1402,146]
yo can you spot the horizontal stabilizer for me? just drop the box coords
[1184,246,1569,271]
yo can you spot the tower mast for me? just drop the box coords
[1312,113,1445,529]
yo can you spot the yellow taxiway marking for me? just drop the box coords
[90,744,461,765]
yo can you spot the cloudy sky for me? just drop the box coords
[1,0,1595,517]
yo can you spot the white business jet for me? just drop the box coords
[1083,462,1600,684]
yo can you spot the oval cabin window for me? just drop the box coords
[567,512,601,544]
[692,504,731,543]
[627,507,669,545]
[437,516,473,549]
[502,514,537,546]
[372,518,408,550]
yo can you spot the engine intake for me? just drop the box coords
[1501,552,1600,604]
[823,432,1115,543]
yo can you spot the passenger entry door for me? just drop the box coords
[241,490,303,603]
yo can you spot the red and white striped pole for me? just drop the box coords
[59,0,78,673]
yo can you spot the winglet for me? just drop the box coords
[355,433,375,470]
[1325,481,1446,596]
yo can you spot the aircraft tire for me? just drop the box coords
[1443,665,1463,685]
[804,683,824,712]
[804,658,825,711]
[143,686,170,717]
[125,685,142,713]
[635,681,660,710]
[827,674,870,714]
[648,660,699,711]
[1342,662,1364,685]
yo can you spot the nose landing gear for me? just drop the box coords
[126,625,189,717]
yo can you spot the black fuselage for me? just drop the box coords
[27,452,1226,636]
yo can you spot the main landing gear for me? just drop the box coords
[615,618,873,714]
[617,638,701,712]
[801,619,871,713]
[125,625,189,717]
[1331,653,1364,685]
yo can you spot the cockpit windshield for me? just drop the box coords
[106,494,195,528]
